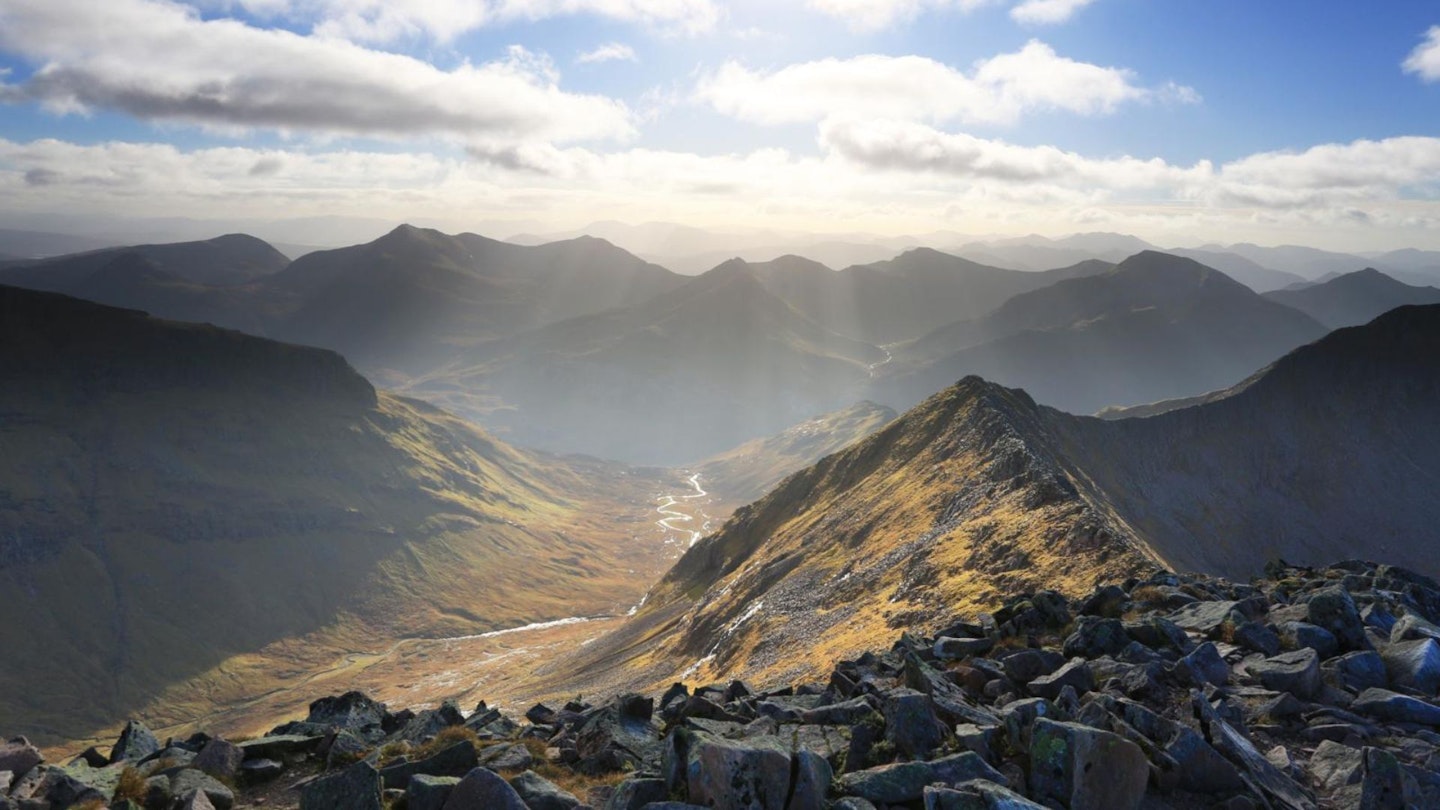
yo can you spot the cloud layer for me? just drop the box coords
[1404,26,1440,82]
[697,41,1167,127]
[0,0,633,143]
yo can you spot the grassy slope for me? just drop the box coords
[0,287,673,745]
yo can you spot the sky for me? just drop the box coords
[1,0,1439,250]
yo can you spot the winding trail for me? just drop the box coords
[868,345,895,376]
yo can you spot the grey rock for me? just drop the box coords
[1121,616,1193,653]
[925,780,1047,809]
[1062,617,1131,659]
[1307,587,1369,652]
[392,701,466,745]
[681,732,790,810]
[0,740,41,782]
[237,734,324,761]
[798,697,876,726]
[1178,641,1230,687]
[1392,612,1440,643]
[406,774,461,810]
[837,752,1005,804]
[238,758,283,783]
[1232,621,1282,657]
[1331,747,1421,808]
[1380,637,1440,693]
[1028,718,1148,810]
[1169,601,1243,636]
[605,777,667,809]
[1250,648,1322,698]
[786,750,832,810]
[178,788,217,810]
[326,729,371,768]
[192,739,243,781]
[109,720,160,764]
[143,774,174,809]
[883,689,943,759]
[998,649,1065,684]
[1280,622,1339,659]
[1026,659,1093,701]
[381,740,478,790]
[478,742,534,772]
[442,766,528,810]
[508,769,580,810]
[998,698,1056,751]
[935,636,996,660]
[169,769,234,810]
[306,691,389,733]
[1352,688,1440,725]
[1324,650,1389,692]
[300,760,383,810]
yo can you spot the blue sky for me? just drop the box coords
[1,0,1438,249]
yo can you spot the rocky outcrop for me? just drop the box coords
[16,558,1440,809]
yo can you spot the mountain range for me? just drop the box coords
[530,304,1440,695]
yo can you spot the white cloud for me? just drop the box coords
[0,0,632,144]
[1403,26,1440,82]
[805,0,997,32]
[1214,137,1440,208]
[577,42,638,64]
[1010,0,1096,25]
[819,118,1209,190]
[310,0,720,42]
[697,41,1156,126]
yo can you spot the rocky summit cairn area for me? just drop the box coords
[10,559,1440,809]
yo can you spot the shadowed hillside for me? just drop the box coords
[0,285,672,745]
[1263,267,1440,328]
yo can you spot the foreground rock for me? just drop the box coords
[15,559,1440,810]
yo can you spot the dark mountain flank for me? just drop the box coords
[536,305,1439,696]
[0,285,670,745]
[1263,267,1440,328]
[880,251,1328,415]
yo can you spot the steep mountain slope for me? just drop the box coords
[0,233,289,288]
[749,248,1110,344]
[882,251,1328,414]
[0,285,671,745]
[1263,267,1440,328]
[696,401,897,504]
[532,305,1440,695]
[409,261,885,464]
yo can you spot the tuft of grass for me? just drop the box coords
[114,765,148,802]
[1129,585,1166,604]
[412,725,481,761]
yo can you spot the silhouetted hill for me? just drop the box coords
[1165,247,1307,292]
[882,251,1328,414]
[0,285,670,745]
[1263,267,1440,328]
[540,305,1440,693]
[411,260,885,464]
[0,233,289,289]
[750,248,1110,344]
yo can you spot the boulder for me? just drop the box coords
[1280,622,1339,659]
[883,689,944,759]
[1307,588,1369,652]
[1391,612,1440,643]
[606,777,668,809]
[935,637,996,660]
[1380,637,1440,694]
[109,721,160,764]
[192,739,243,781]
[477,742,534,772]
[1250,649,1322,699]
[178,789,217,810]
[1027,660,1094,701]
[0,739,41,781]
[679,732,791,810]
[1232,621,1282,657]
[1352,688,1440,726]
[1121,616,1193,653]
[441,766,528,810]
[1062,617,1131,659]
[306,691,389,733]
[999,649,1065,684]
[1330,747,1421,808]
[238,758,283,783]
[1177,641,1229,687]
[299,760,383,810]
[169,769,234,810]
[507,769,580,810]
[237,734,324,761]
[380,740,478,790]
[406,774,461,810]
[924,780,1047,809]
[1028,719,1148,810]
[837,753,1005,805]
[1169,601,1243,636]
[1324,650,1389,692]
[391,702,465,744]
